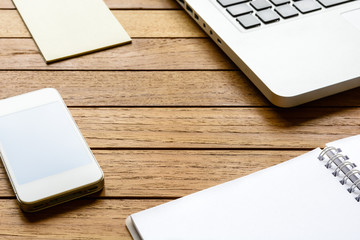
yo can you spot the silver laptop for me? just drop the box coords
[177,0,360,107]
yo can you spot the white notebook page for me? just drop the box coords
[129,135,360,240]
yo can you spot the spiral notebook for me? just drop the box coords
[126,135,360,240]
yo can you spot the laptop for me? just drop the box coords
[176,0,360,107]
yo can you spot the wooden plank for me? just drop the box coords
[0,10,29,37]
[0,198,167,239]
[1,71,359,107]
[0,10,205,38]
[105,0,180,9]
[114,10,204,38]
[0,71,269,107]
[0,0,180,9]
[0,39,233,70]
[0,107,357,154]
[0,0,14,9]
[0,150,302,197]
[0,107,345,149]
[70,108,360,149]
[69,108,360,149]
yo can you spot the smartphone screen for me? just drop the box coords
[0,101,93,185]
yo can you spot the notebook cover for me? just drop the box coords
[127,135,360,239]
[13,0,132,63]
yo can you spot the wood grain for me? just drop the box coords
[0,199,168,239]
[0,10,29,37]
[114,10,204,38]
[0,10,205,38]
[0,38,233,70]
[0,150,303,197]
[0,71,268,106]
[64,108,360,149]
[1,71,359,107]
[105,0,180,9]
[0,0,14,9]
[0,0,180,9]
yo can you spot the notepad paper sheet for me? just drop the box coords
[13,0,131,63]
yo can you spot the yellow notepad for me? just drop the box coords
[13,0,132,63]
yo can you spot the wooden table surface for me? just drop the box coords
[1,0,360,238]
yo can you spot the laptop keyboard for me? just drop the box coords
[217,0,355,29]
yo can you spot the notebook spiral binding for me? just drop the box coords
[318,146,360,202]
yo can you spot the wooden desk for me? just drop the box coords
[1,0,359,238]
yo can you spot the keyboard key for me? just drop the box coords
[251,0,272,10]
[256,9,280,23]
[275,4,299,18]
[218,0,248,7]
[227,4,253,16]
[317,0,353,7]
[293,0,322,13]
[270,0,291,6]
[237,14,261,29]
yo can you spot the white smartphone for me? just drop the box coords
[0,88,104,212]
